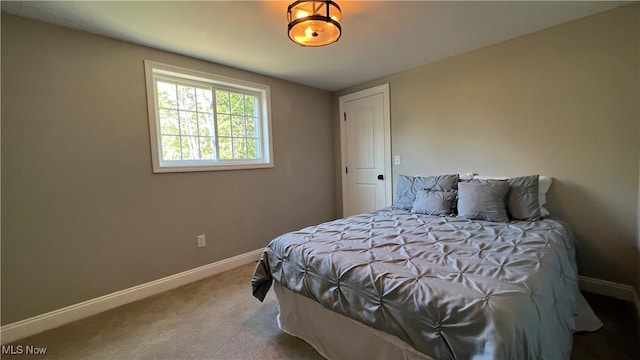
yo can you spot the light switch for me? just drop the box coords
[394,155,401,165]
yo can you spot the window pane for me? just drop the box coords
[159,109,179,135]
[246,117,258,137]
[196,88,213,113]
[217,114,231,137]
[244,96,256,116]
[231,116,246,137]
[181,136,199,160]
[247,138,258,159]
[161,135,181,160]
[219,137,233,160]
[233,138,247,159]
[157,81,177,109]
[198,113,213,136]
[177,85,197,111]
[199,137,215,160]
[216,91,230,114]
[179,111,198,136]
[230,93,243,115]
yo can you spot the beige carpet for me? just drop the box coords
[2,263,324,360]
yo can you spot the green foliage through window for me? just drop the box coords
[156,80,261,162]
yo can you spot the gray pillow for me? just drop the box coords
[506,175,541,220]
[393,174,459,210]
[457,181,509,222]
[393,175,415,210]
[411,190,456,216]
[413,174,460,192]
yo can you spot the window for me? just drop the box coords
[144,60,273,172]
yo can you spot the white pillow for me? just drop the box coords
[537,176,552,217]
[473,175,552,217]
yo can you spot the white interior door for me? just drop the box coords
[340,84,391,217]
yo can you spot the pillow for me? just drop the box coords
[474,175,552,217]
[505,175,541,220]
[417,174,460,191]
[538,176,552,217]
[393,174,459,210]
[411,190,456,216]
[457,181,510,222]
[393,175,416,210]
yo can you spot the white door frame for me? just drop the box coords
[339,83,392,216]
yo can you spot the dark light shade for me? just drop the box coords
[287,1,342,47]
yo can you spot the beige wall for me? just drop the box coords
[1,14,336,324]
[336,4,640,291]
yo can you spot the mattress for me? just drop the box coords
[252,208,578,359]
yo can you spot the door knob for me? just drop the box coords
[377,174,384,180]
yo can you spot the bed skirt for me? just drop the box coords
[274,282,433,360]
[273,281,602,359]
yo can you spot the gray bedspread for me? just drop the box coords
[252,209,577,359]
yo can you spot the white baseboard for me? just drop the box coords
[1,248,264,344]
[578,275,640,317]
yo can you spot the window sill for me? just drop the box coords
[152,162,274,173]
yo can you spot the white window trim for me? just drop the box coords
[144,60,274,173]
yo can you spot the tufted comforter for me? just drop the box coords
[252,209,577,359]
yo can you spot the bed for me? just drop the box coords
[252,174,580,359]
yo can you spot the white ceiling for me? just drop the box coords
[1,1,632,91]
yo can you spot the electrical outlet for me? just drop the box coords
[197,234,206,248]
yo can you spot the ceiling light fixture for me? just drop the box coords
[287,0,342,47]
